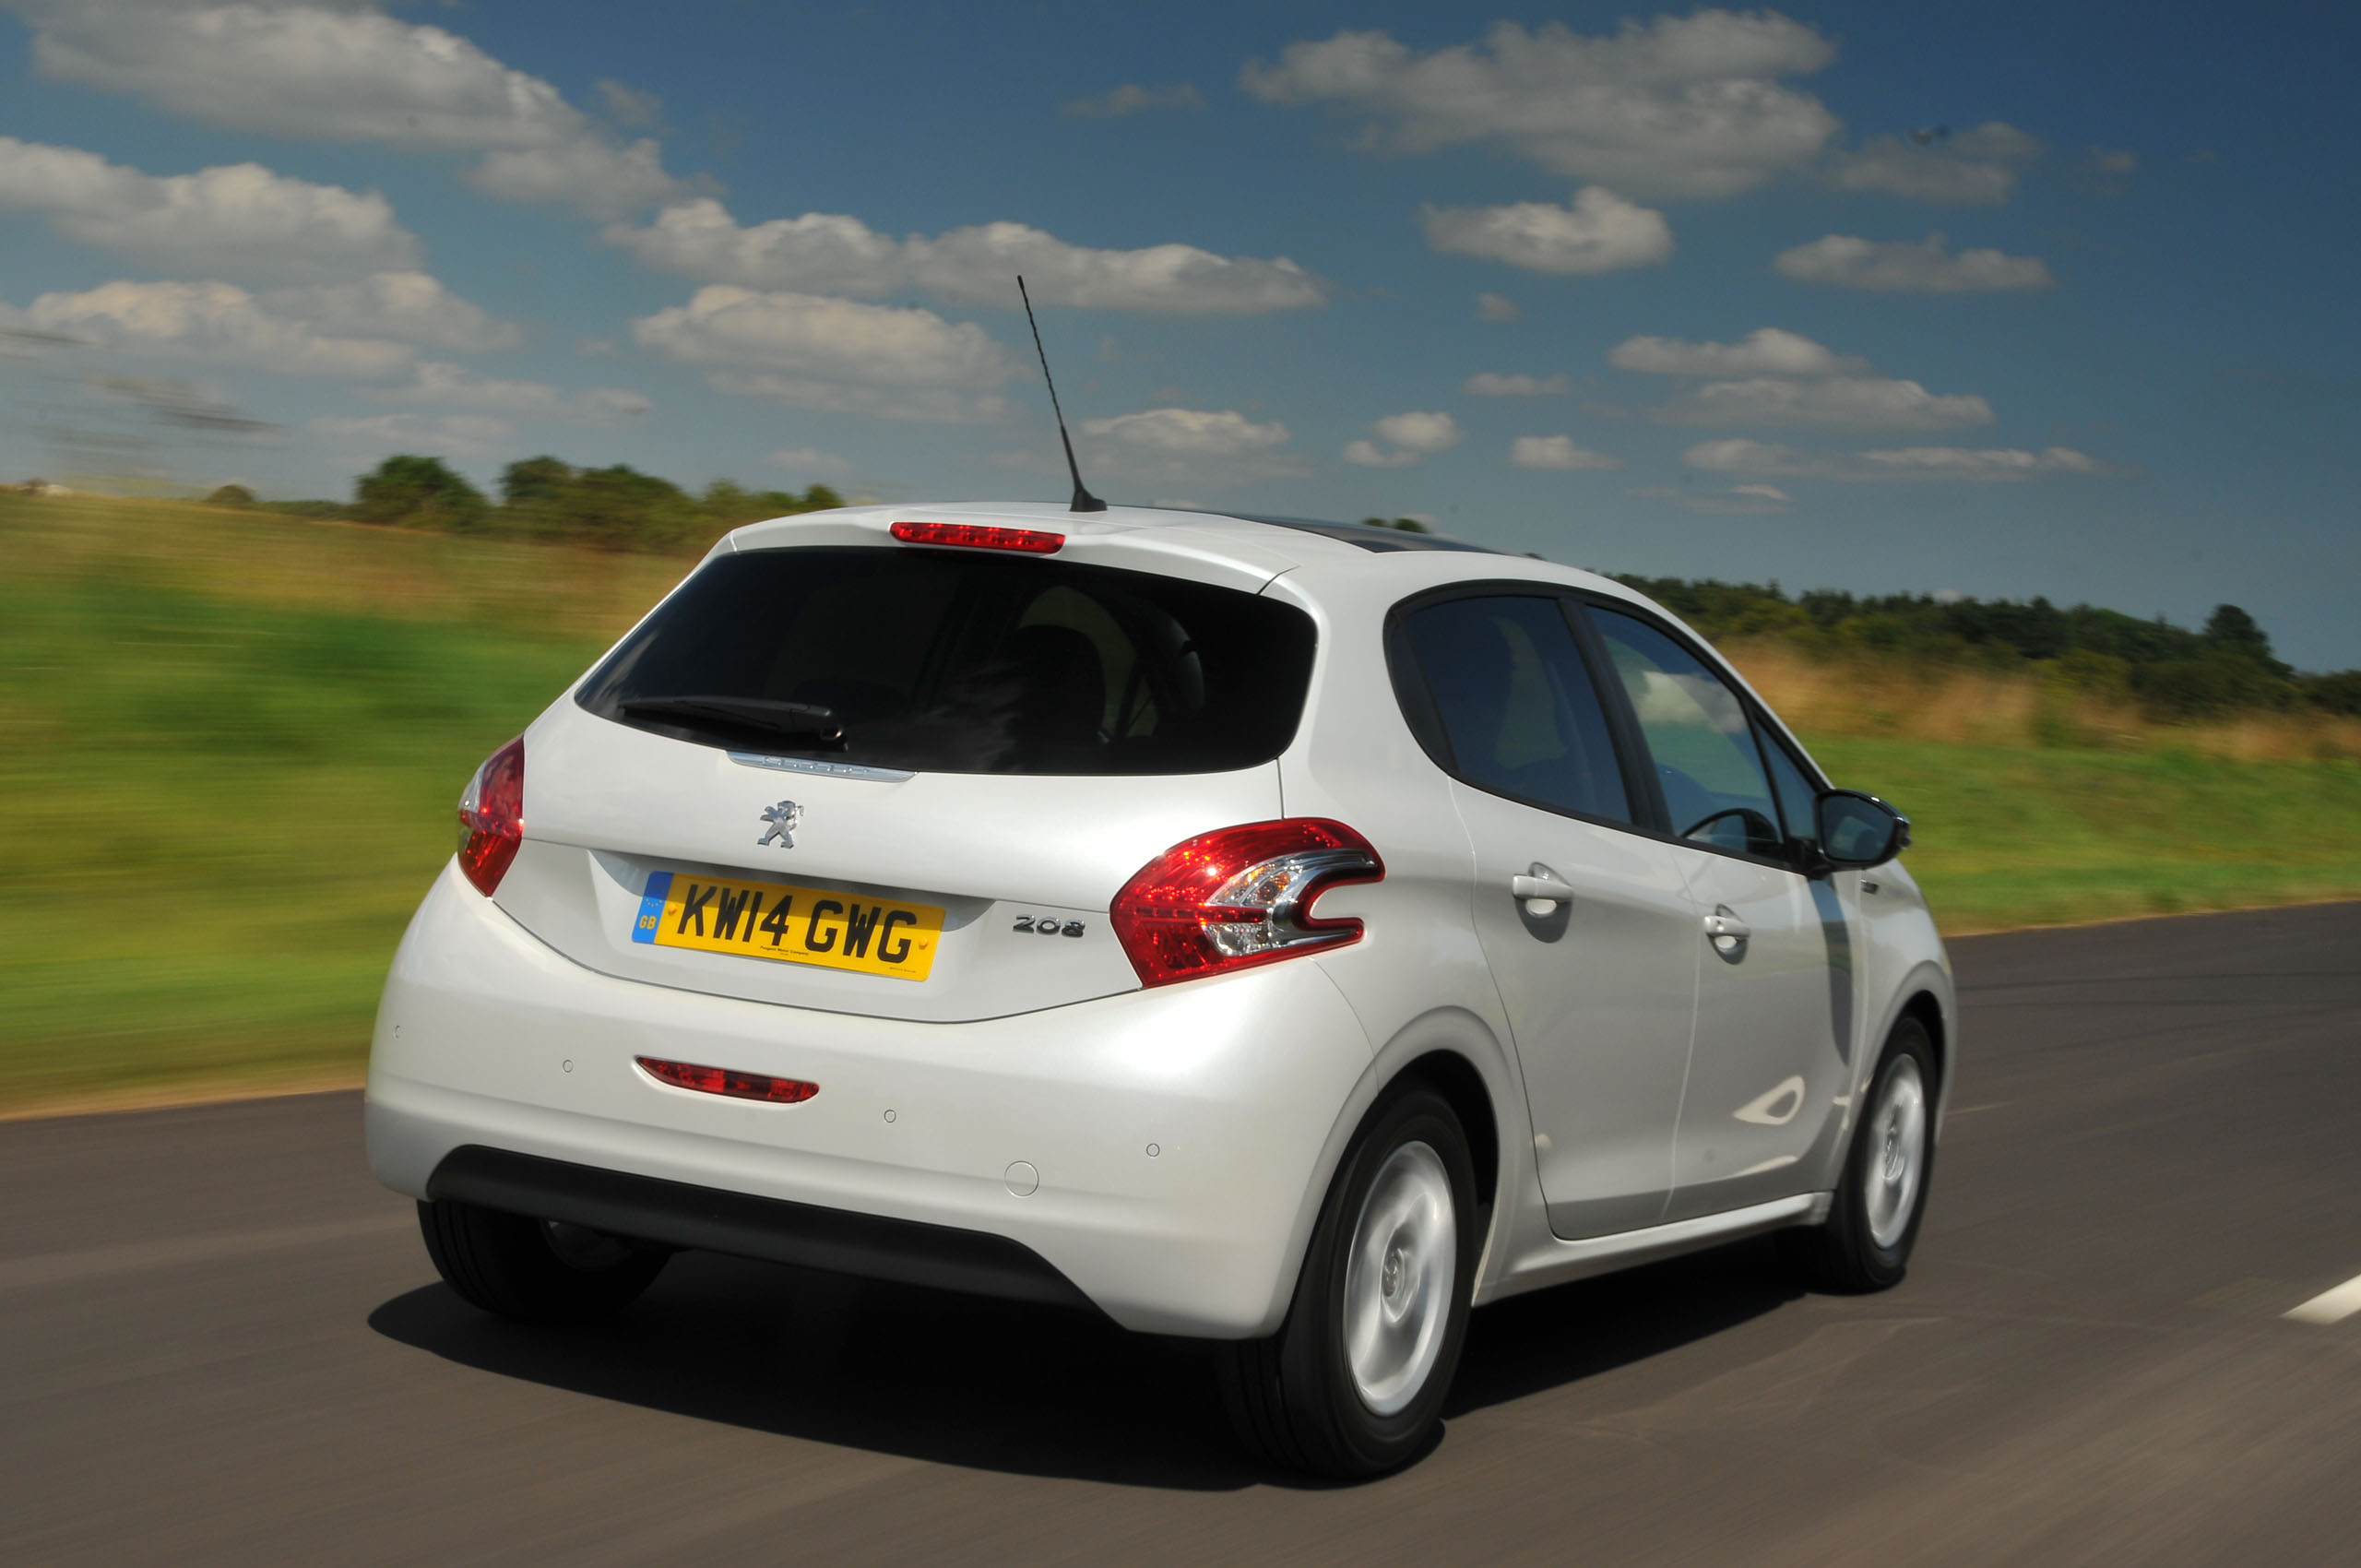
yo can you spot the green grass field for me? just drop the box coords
[6,493,2359,1112]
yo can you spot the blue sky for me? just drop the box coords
[3,1,2355,667]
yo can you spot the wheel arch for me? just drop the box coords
[1896,986,1951,1099]
[1391,1048,1501,1221]
[1252,1004,1528,1337]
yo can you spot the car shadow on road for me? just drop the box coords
[368,1236,1799,1490]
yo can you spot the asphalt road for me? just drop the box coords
[6,901,2361,1566]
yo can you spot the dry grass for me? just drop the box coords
[8,493,696,642]
[1725,638,2361,762]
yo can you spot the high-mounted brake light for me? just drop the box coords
[455,735,524,896]
[1110,819,1383,988]
[889,519,1064,554]
[635,1056,818,1104]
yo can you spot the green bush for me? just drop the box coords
[353,455,489,530]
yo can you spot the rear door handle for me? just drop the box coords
[1703,906,1750,963]
[1512,865,1578,916]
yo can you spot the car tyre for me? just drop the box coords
[1218,1084,1478,1479]
[418,1198,669,1324]
[1778,1016,1937,1293]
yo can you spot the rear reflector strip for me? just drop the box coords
[889,519,1064,553]
[635,1056,818,1104]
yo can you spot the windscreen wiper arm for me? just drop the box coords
[619,695,845,744]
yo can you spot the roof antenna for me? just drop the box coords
[1017,275,1106,514]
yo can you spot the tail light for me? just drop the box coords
[455,736,524,895]
[1110,819,1383,987]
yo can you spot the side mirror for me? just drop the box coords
[1816,790,1911,868]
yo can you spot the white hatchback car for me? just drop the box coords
[367,503,1952,1476]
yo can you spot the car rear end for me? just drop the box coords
[365,505,1385,1336]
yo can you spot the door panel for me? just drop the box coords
[1453,787,1699,1236]
[1393,591,1696,1240]
[1581,602,1847,1221]
[1662,849,1846,1220]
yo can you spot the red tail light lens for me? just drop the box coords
[455,736,524,896]
[1110,819,1383,987]
[636,1056,818,1104]
[889,519,1064,553]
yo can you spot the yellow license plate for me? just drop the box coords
[631,870,943,980]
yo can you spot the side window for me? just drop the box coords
[1758,726,1823,857]
[1587,607,1783,859]
[1397,595,1631,825]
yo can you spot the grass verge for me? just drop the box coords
[5,494,2358,1111]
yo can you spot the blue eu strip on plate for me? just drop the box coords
[632,870,674,944]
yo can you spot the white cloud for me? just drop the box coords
[365,361,647,422]
[0,136,416,280]
[607,198,1324,314]
[1421,186,1672,276]
[1830,122,2045,204]
[1241,14,1841,198]
[466,138,687,220]
[1854,445,2106,480]
[632,286,1019,423]
[767,447,852,480]
[1476,291,1520,321]
[1074,407,1306,484]
[1062,82,1205,118]
[1510,435,1619,471]
[307,410,512,457]
[1682,436,2110,481]
[1609,327,1866,377]
[2077,146,2138,196]
[1630,482,1794,515]
[1465,372,1571,397]
[1774,232,2055,292]
[14,1,694,216]
[1343,410,1462,468]
[596,78,664,131]
[1655,376,1993,430]
[259,272,523,351]
[3,279,412,376]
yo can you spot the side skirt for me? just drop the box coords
[1481,1192,1833,1304]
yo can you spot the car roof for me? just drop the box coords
[725,499,1631,595]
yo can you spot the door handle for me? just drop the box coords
[1511,865,1578,917]
[1703,906,1750,963]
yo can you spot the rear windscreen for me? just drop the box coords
[576,546,1317,776]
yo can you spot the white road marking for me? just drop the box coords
[2284,1272,2361,1325]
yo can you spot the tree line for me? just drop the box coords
[1617,574,2361,719]
[196,462,2353,718]
[208,454,842,552]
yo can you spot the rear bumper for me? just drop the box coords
[367,861,1376,1336]
[425,1144,1097,1311]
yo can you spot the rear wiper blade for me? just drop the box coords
[619,695,845,743]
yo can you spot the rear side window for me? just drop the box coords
[1395,594,1631,824]
[578,547,1314,776]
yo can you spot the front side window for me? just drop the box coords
[1395,594,1631,824]
[577,547,1315,775]
[1588,606,1782,859]
[1758,727,1823,857]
